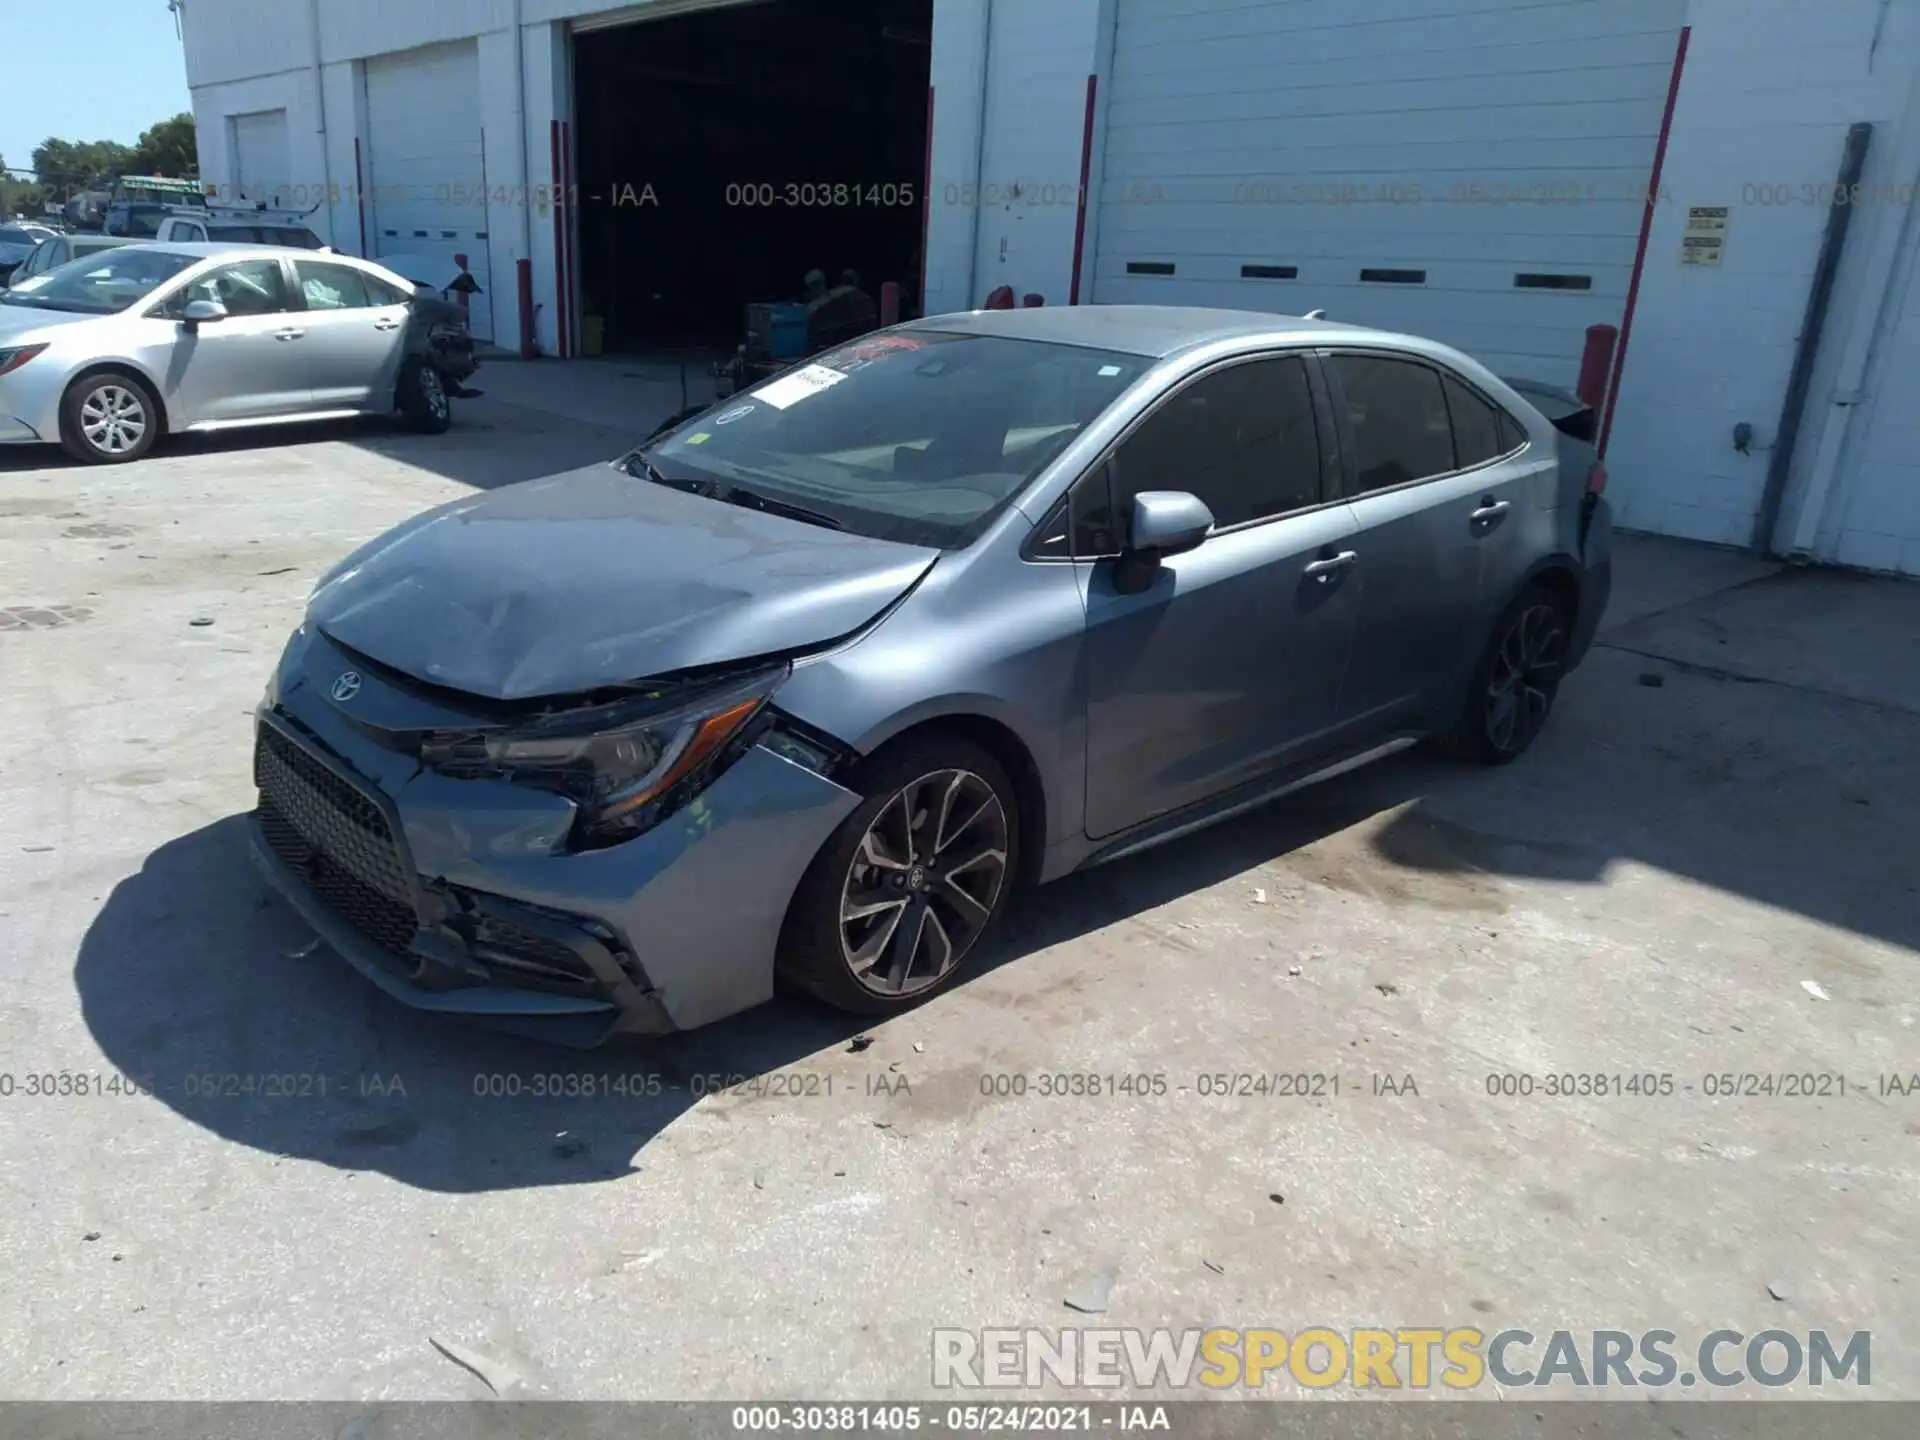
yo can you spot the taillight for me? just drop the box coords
[1586,461,1608,496]
[0,344,49,377]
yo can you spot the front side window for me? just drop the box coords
[644,330,1150,548]
[0,247,197,314]
[159,259,292,318]
[1113,356,1322,530]
[294,261,373,310]
[1331,353,1455,494]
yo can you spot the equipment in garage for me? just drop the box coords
[571,0,930,354]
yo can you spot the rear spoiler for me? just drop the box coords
[1501,376,1597,445]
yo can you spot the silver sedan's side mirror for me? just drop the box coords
[1126,490,1214,557]
[182,298,228,325]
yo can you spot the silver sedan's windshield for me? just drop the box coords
[0,248,198,314]
[646,331,1149,548]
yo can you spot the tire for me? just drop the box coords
[59,372,161,464]
[778,735,1021,1015]
[1429,582,1573,766]
[396,356,452,434]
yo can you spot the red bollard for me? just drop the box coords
[1577,323,1619,411]
[880,282,901,327]
[983,285,1016,310]
[517,258,536,359]
[1022,293,1044,307]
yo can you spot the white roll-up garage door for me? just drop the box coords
[1092,0,1687,383]
[364,39,493,341]
[231,110,290,208]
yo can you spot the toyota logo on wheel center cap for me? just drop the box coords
[330,671,362,703]
[908,863,927,891]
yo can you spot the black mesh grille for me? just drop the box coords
[472,915,597,986]
[255,724,418,958]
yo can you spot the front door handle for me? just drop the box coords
[1471,498,1511,522]
[272,328,306,341]
[1303,550,1358,580]
[373,318,401,331]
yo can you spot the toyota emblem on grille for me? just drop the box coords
[330,671,363,703]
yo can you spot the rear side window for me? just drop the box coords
[1444,375,1506,468]
[1114,356,1322,529]
[1497,409,1528,452]
[295,261,373,310]
[1331,354,1455,494]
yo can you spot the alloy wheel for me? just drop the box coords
[1484,602,1567,754]
[79,385,147,456]
[839,768,1009,996]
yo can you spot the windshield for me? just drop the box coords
[0,227,42,246]
[0,248,197,313]
[208,225,324,249]
[645,331,1149,548]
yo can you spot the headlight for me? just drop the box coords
[421,665,786,848]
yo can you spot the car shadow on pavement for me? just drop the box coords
[74,812,880,1195]
[1,399,633,493]
[75,648,1920,1194]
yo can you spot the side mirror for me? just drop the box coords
[182,298,228,326]
[1126,490,1214,558]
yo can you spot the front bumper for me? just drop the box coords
[249,636,861,1045]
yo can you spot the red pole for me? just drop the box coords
[1599,25,1690,459]
[549,121,569,359]
[1576,323,1618,410]
[353,138,368,258]
[1068,74,1099,305]
[880,282,900,327]
[918,85,934,319]
[517,258,535,359]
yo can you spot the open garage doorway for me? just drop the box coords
[571,0,932,356]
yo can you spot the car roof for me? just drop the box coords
[129,241,361,264]
[917,304,1404,358]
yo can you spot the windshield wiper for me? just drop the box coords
[720,486,844,532]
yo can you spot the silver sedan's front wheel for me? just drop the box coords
[839,767,1010,997]
[780,738,1021,1015]
[60,375,160,464]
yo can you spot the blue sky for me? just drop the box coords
[1,1,191,175]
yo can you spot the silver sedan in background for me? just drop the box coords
[0,242,459,463]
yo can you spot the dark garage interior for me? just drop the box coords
[572,0,933,354]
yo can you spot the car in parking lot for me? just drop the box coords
[2,233,133,289]
[0,242,473,462]
[249,305,1613,1046]
[0,223,59,283]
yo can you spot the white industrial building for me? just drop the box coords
[178,0,1920,575]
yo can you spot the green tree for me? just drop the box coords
[133,113,198,177]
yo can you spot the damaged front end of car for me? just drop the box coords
[248,627,863,1046]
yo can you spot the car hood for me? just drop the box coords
[308,463,940,701]
[0,302,98,340]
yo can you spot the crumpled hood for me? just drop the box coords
[308,463,938,701]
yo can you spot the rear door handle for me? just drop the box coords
[273,328,306,341]
[1303,550,1357,579]
[1471,499,1511,521]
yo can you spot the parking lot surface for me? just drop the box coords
[2,371,1917,1401]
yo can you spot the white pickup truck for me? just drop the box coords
[152,209,328,250]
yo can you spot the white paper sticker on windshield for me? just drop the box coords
[1098,365,1123,377]
[752,363,848,410]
